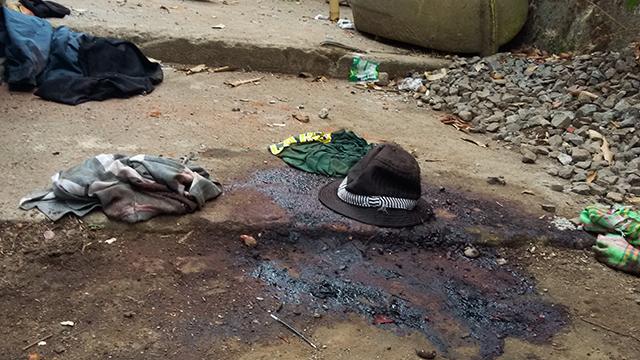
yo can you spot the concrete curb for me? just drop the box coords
[67,26,452,77]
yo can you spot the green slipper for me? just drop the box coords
[593,234,640,276]
[580,205,640,247]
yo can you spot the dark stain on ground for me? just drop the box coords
[0,168,588,360]
[233,167,590,250]
[253,234,566,359]
[228,167,579,358]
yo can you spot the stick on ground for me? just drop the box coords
[225,76,264,87]
[270,313,317,349]
[22,334,53,351]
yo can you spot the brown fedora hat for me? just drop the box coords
[318,144,433,227]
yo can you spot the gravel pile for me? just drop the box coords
[403,48,640,203]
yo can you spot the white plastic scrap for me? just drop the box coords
[104,237,117,244]
[397,77,423,91]
[60,321,75,327]
[337,18,355,30]
[37,341,47,346]
[314,14,329,20]
[551,217,577,231]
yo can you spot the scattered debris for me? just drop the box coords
[349,57,379,82]
[373,314,395,325]
[318,108,329,119]
[460,137,487,148]
[22,334,53,351]
[398,77,423,92]
[337,18,355,30]
[240,234,257,248]
[292,113,310,123]
[579,316,640,344]
[464,246,480,258]
[551,217,577,231]
[270,314,317,349]
[541,204,557,213]
[43,230,55,240]
[177,230,194,244]
[588,130,614,164]
[487,176,506,186]
[225,76,264,87]
[211,24,226,29]
[185,64,208,75]
[425,68,448,82]
[320,40,367,53]
[440,114,471,131]
[416,349,437,359]
[59,321,75,327]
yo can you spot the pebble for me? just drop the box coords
[572,184,591,195]
[558,153,573,166]
[550,184,565,192]
[240,234,258,248]
[318,108,329,119]
[464,246,480,258]
[521,149,537,164]
[541,204,557,213]
[571,148,591,162]
[606,191,624,203]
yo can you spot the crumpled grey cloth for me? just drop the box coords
[20,154,223,223]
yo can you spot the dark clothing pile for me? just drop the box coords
[0,7,162,104]
[19,0,70,18]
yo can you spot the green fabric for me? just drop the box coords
[271,129,372,177]
[580,205,640,247]
[593,234,640,275]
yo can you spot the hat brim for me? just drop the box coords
[318,178,433,228]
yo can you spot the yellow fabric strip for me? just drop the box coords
[269,131,332,155]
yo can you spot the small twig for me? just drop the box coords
[177,230,194,244]
[579,317,640,343]
[22,334,53,351]
[270,313,317,349]
[225,76,264,87]
[211,66,234,73]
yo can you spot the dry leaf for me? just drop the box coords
[28,353,41,360]
[440,115,471,131]
[424,68,447,81]
[491,72,504,80]
[578,90,599,100]
[586,171,598,184]
[628,196,640,204]
[149,110,161,118]
[588,130,614,164]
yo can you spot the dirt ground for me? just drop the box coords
[1,42,640,360]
